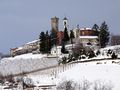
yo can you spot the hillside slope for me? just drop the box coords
[0,53,59,76]
[28,60,120,90]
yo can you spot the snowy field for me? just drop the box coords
[28,60,120,90]
[58,61,120,90]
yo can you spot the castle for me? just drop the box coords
[10,16,99,56]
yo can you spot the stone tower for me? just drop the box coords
[51,16,59,32]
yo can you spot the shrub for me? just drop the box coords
[96,50,100,56]
[57,80,113,90]
[59,56,67,64]
[5,75,15,83]
[111,52,117,59]
[107,49,113,55]
[57,80,76,90]
[87,50,95,59]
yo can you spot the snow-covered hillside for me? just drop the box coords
[58,61,120,89]
[92,45,120,59]
[0,53,59,76]
[28,60,120,90]
[0,45,120,90]
[0,45,120,76]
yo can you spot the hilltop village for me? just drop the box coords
[10,16,99,57]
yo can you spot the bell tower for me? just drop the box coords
[63,17,68,29]
[51,16,59,32]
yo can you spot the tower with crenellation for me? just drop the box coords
[51,16,59,33]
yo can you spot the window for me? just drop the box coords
[82,32,85,35]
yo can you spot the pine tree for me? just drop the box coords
[61,41,66,53]
[63,27,70,43]
[39,32,46,53]
[45,31,51,53]
[92,24,99,36]
[70,30,75,44]
[50,30,57,47]
[61,40,68,54]
[99,21,110,48]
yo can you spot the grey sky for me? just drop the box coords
[0,0,120,53]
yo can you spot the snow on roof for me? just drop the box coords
[26,39,39,45]
[80,28,92,30]
[52,44,75,49]
[16,47,23,50]
[11,39,39,51]
[79,36,98,39]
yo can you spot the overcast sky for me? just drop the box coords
[0,0,120,53]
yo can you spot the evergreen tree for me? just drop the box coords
[61,40,68,54]
[99,21,110,48]
[50,30,57,47]
[45,31,51,53]
[92,24,99,36]
[39,32,46,53]
[70,30,75,44]
[63,27,70,43]
[61,41,66,53]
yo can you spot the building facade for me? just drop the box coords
[80,28,96,36]
[79,28,99,50]
[10,40,39,56]
[57,31,64,46]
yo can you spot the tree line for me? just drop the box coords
[39,21,110,54]
[92,21,109,48]
[39,26,75,54]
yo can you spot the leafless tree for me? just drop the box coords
[78,79,91,90]
[111,35,120,45]
[72,43,86,59]
[57,80,76,90]
[93,80,113,90]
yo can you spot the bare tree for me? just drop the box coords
[111,35,120,45]
[57,80,76,90]
[93,80,113,90]
[72,43,95,59]
[78,79,91,90]
[72,43,86,59]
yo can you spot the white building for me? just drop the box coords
[10,39,39,56]
[51,44,74,56]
